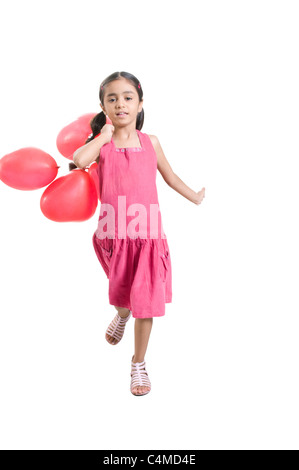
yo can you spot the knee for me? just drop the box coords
[114,305,130,315]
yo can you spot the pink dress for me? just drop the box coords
[92,129,172,318]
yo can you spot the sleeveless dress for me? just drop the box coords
[92,129,172,319]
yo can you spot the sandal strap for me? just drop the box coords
[106,311,131,342]
[131,360,151,389]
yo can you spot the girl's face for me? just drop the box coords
[101,78,143,125]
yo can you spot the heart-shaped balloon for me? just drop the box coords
[0,147,59,190]
[40,169,98,222]
[88,161,100,201]
[56,113,97,160]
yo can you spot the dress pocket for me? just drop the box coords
[92,233,114,279]
[159,249,169,282]
[100,243,113,260]
[100,243,114,275]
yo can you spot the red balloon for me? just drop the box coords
[88,161,100,201]
[56,113,97,160]
[106,115,113,125]
[40,169,98,222]
[0,147,59,190]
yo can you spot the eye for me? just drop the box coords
[108,97,132,102]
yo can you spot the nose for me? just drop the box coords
[116,98,126,108]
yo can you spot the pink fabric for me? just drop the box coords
[92,129,172,318]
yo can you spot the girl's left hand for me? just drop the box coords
[195,187,205,205]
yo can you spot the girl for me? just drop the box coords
[71,71,205,396]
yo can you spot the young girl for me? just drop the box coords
[72,71,205,396]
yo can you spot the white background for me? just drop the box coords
[0,0,298,451]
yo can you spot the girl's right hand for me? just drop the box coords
[100,123,115,144]
[195,187,205,205]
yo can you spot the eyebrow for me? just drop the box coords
[106,91,135,97]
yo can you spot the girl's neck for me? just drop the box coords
[112,126,139,145]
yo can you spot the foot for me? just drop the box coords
[131,355,151,396]
[105,310,131,345]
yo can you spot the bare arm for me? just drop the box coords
[73,133,108,168]
[149,135,205,205]
[168,173,205,205]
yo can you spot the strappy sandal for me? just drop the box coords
[105,310,131,345]
[130,357,151,396]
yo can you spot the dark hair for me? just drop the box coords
[69,71,144,171]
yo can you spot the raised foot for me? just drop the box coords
[105,310,131,345]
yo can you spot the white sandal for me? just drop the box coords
[105,310,131,345]
[130,357,151,396]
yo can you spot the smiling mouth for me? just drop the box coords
[116,112,128,116]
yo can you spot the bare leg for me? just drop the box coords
[132,318,153,395]
[114,306,130,318]
[106,306,130,345]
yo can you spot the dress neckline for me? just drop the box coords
[111,129,144,152]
